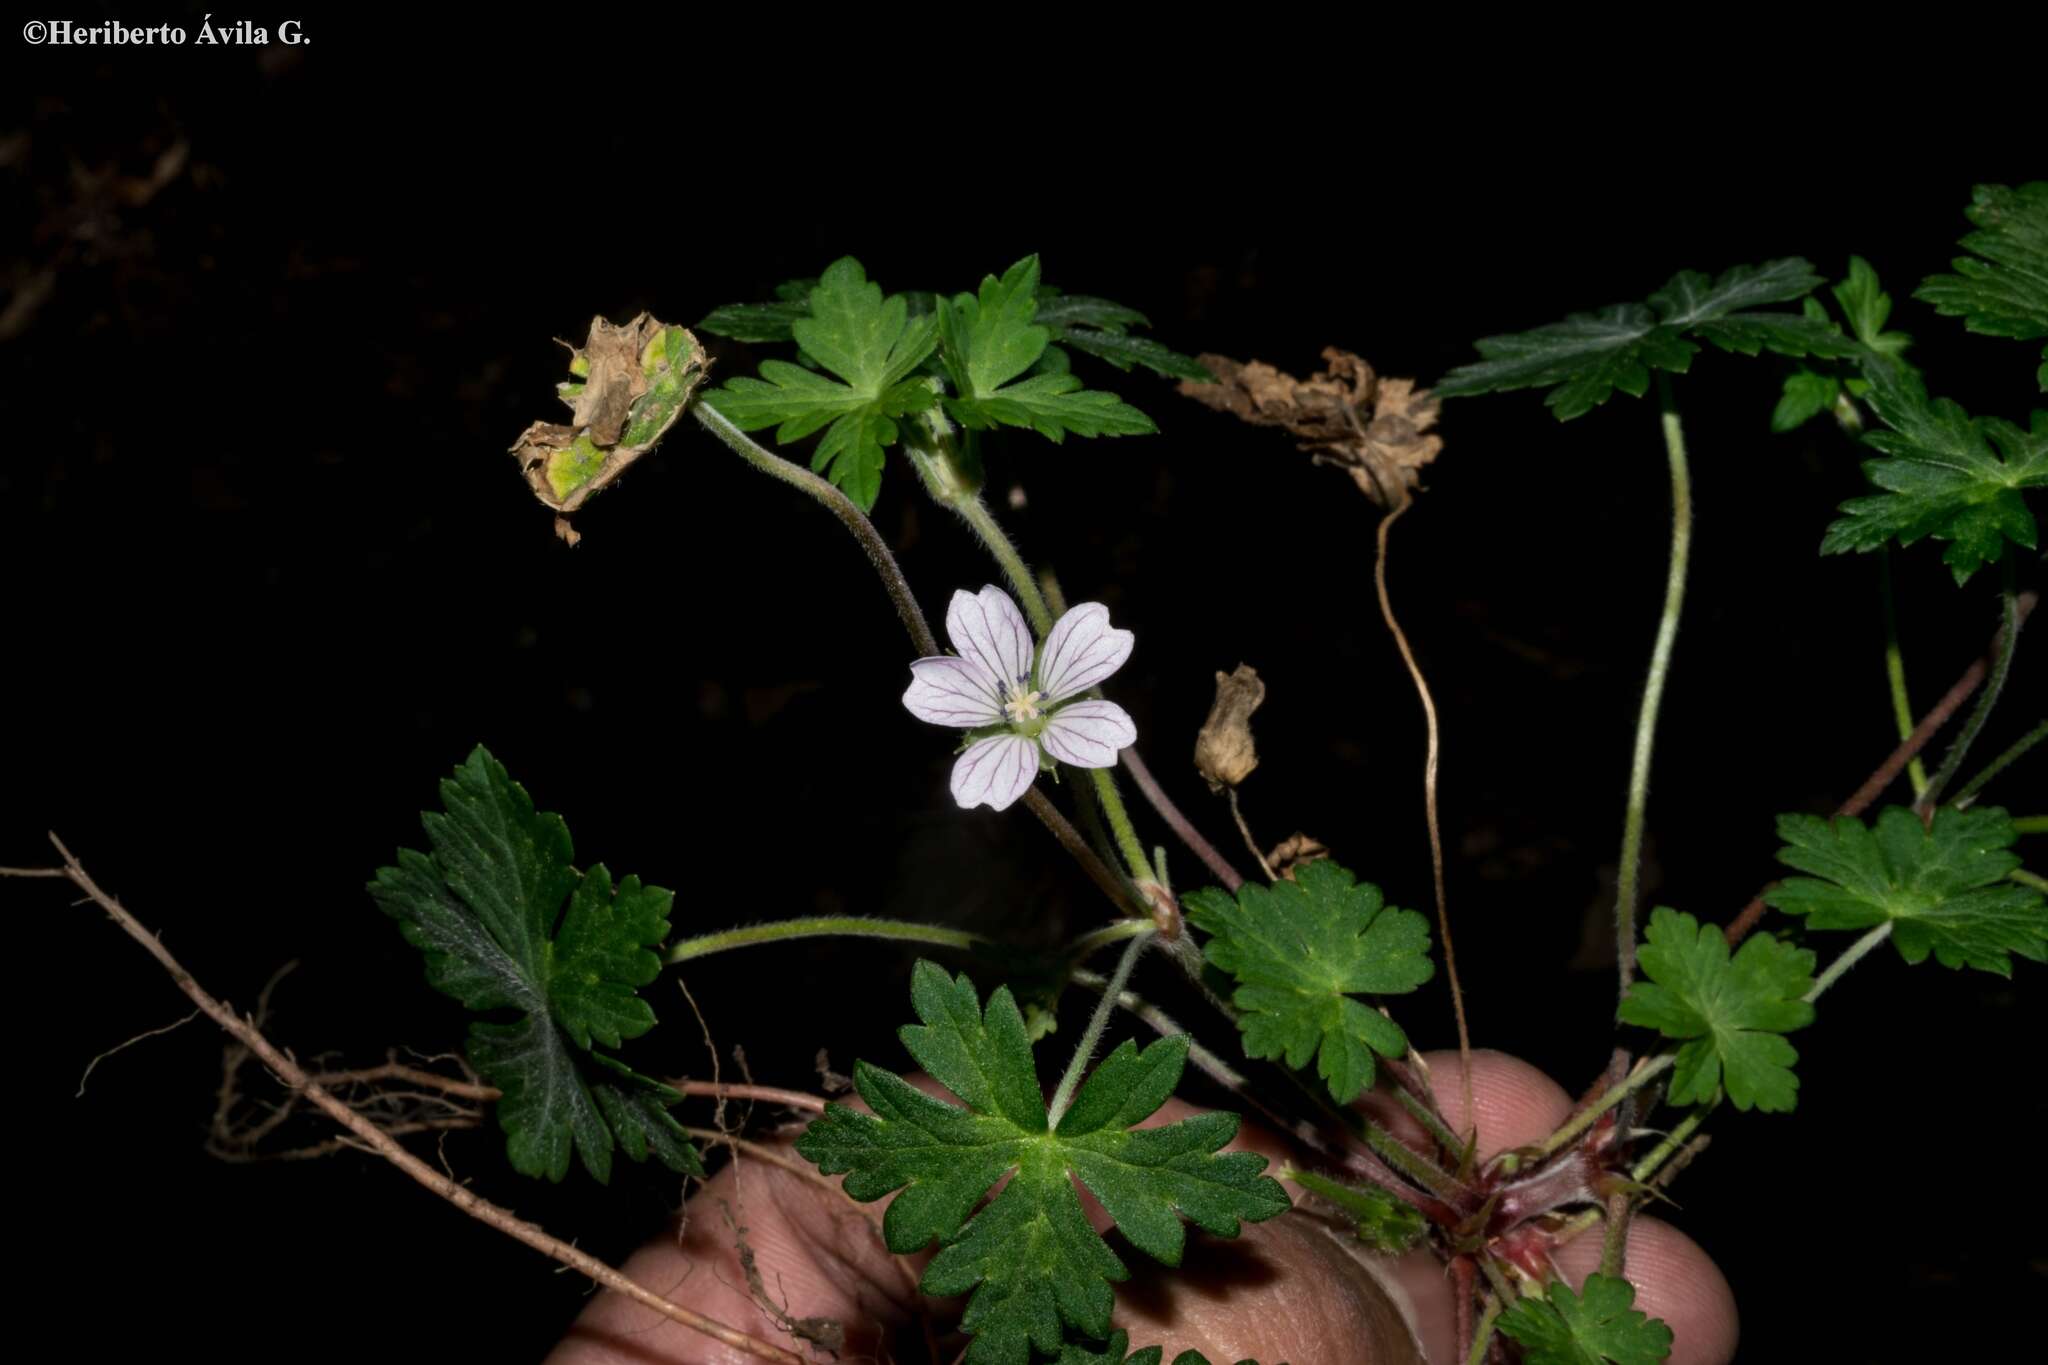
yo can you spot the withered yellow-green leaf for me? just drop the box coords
[509,314,707,538]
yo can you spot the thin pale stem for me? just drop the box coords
[1805,921,1894,1003]
[1530,1053,1675,1161]
[1616,378,1693,1000]
[668,916,984,964]
[43,836,806,1364]
[2009,869,2048,893]
[1064,918,1156,962]
[1120,747,1245,891]
[1374,501,1472,1125]
[1047,929,1154,1127]
[673,1081,828,1114]
[1880,551,1930,798]
[1952,720,2047,809]
[1918,578,2023,814]
[1226,789,1279,881]
[2013,816,2048,835]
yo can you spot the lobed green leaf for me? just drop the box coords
[1763,805,2046,975]
[1914,182,2048,390]
[1498,1274,1674,1364]
[1185,859,1433,1105]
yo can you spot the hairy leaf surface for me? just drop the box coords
[1617,909,1814,1114]
[1185,859,1433,1104]
[1498,1274,1674,1364]
[370,746,701,1183]
[796,962,1287,1365]
[1764,805,2045,975]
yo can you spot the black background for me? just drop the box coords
[10,19,2043,1363]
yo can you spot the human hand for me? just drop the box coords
[549,1049,1737,1364]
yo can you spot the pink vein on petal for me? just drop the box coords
[1037,700,1137,768]
[903,657,1006,728]
[1036,602,1134,703]
[949,734,1039,811]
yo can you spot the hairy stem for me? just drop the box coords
[37,837,807,1364]
[1880,550,1930,798]
[1917,577,2023,813]
[1726,590,2038,944]
[695,402,938,656]
[1120,747,1245,892]
[1951,720,2048,809]
[1374,501,1472,1125]
[1463,1294,1503,1365]
[1065,917,1158,962]
[1090,765,1159,889]
[668,916,986,964]
[1805,921,1894,1003]
[1616,377,1693,1000]
[1047,928,1154,1127]
[1529,1053,1675,1162]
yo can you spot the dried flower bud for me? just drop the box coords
[1194,663,1265,792]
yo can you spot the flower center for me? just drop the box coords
[1003,678,1045,724]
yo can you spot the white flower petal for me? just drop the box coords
[947,586,1034,693]
[949,734,1040,811]
[1038,700,1137,769]
[1035,602,1134,703]
[903,657,1006,728]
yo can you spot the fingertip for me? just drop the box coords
[1552,1216,1738,1365]
[1405,1048,1575,1158]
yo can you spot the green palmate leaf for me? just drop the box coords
[1763,806,2046,975]
[1437,257,1858,420]
[1033,285,1211,382]
[1773,368,1842,433]
[1498,1274,1674,1365]
[938,256,1159,440]
[1821,359,2048,583]
[1055,1334,1248,1365]
[796,962,1288,1365]
[1617,909,1815,1114]
[1914,182,2048,390]
[1184,859,1434,1105]
[703,258,937,510]
[695,276,818,343]
[369,746,702,1183]
[1833,255,1912,360]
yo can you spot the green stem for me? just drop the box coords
[1599,1189,1633,1277]
[2007,869,2048,894]
[1615,377,1695,1001]
[1951,719,2048,809]
[1804,921,1894,1003]
[1529,1053,1675,1161]
[1090,766,1157,887]
[1919,576,2022,813]
[668,916,984,964]
[1464,1296,1503,1365]
[1880,550,1930,798]
[1064,918,1156,962]
[1630,1103,1711,1183]
[694,403,938,655]
[2014,816,2048,836]
[1047,928,1154,1127]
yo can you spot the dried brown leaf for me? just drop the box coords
[1195,663,1266,792]
[1180,348,1442,509]
[1267,832,1331,881]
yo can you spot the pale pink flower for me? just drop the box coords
[903,585,1137,811]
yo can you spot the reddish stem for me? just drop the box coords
[1725,589,2036,945]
